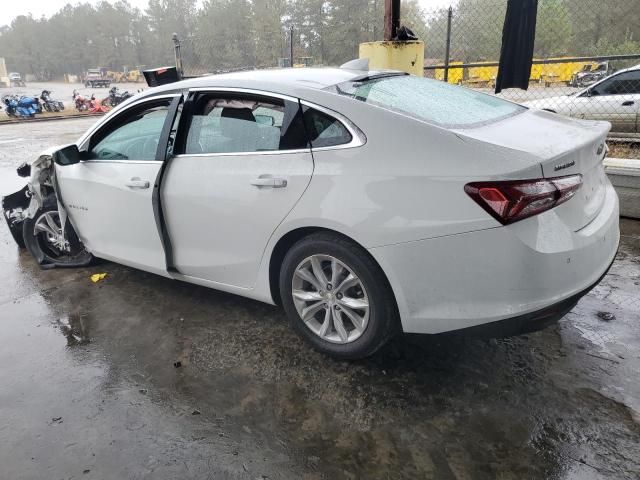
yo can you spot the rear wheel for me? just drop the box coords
[23,195,93,266]
[280,233,399,359]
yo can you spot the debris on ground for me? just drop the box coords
[173,361,182,368]
[597,311,616,322]
[90,273,107,283]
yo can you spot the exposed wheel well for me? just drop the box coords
[268,227,395,309]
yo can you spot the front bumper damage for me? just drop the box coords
[2,152,92,268]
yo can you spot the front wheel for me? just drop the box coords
[280,233,399,359]
[22,195,93,267]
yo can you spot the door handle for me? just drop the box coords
[622,100,635,106]
[250,177,287,188]
[125,177,150,189]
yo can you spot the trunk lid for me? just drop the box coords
[454,109,610,231]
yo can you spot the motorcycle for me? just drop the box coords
[2,94,41,118]
[72,90,94,112]
[40,90,65,112]
[72,90,109,113]
[102,86,133,107]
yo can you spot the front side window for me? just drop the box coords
[329,74,525,128]
[592,71,640,96]
[89,101,171,160]
[184,94,307,155]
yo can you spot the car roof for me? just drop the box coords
[148,67,396,98]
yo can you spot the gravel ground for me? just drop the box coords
[0,118,638,480]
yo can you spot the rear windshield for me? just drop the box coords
[329,75,525,128]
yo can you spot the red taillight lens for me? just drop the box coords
[465,175,583,225]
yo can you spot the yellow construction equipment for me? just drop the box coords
[126,69,145,83]
[105,70,126,83]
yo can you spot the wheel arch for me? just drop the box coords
[267,226,399,317]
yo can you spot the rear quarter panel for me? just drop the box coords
[279,89,543,248]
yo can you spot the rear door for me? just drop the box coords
[162,89,313,288]
[57,94,180,276]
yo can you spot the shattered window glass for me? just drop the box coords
[185,95,307,154]
[330,75,525,128]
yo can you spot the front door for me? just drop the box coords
[162,90,313,288]
[572,70,640,133]
[56,96,179,276]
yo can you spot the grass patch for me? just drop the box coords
[608,142,640,160]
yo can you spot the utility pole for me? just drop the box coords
[289,25,294,68]
[384,0,400,41]
[444,7,453,82]
[172,32,183,79]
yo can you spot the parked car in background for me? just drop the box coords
[525,64,640,138]
[2,67,619,359]
[84,68,111,88]
[8,72,25,87]
[569,61,612,88]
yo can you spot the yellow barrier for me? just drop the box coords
[435,58,600,86]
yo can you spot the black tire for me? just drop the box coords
[280,232,399,360]
[22,195,93,267]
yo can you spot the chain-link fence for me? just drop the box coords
[421,0,640,137]
[177,0,639,137]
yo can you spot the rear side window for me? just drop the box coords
[593,71,640,95]
[329,75,525,128]
[302,107,352,148]
[184,94,307,155]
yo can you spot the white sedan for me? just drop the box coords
[525,64,640,138]
[2,66,620,359]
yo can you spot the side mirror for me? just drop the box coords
[54,144,81,166]
[255,114,275,126]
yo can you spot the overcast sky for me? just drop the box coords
[1,0,455,25]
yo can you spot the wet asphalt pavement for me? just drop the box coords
[0,119,639,480]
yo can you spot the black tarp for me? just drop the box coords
[495,0,539,94]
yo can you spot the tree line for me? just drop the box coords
[0,0,638,80]
[424,0,640,63]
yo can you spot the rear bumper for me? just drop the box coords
[448,255,615,338]
[369,182,620,334]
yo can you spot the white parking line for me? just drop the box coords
[0,138,24,145]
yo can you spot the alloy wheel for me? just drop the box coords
[34,211,69,254]
[292,254,369,344]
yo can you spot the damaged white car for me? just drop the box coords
[2,66,620,359]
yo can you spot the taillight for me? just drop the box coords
[464,175,583,225]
